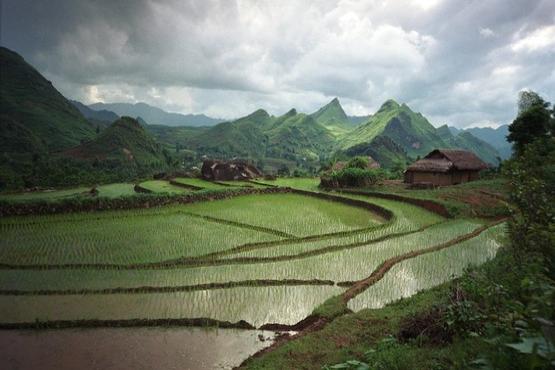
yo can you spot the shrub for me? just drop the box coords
[320,167,385,188]
[346,156,369,169]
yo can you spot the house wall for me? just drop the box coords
[405,170,481,186]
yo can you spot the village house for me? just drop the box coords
[404,149,489,186]
[201,159,262,181]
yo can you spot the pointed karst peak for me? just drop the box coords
[378,99,400,112]
[248,109,270,119]
[285,108,297,116]
[330,97,340,105]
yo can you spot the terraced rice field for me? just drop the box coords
[0,190,505,329]
[137,180,191,194]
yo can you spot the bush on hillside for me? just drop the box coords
[346,156,369,169]
[320,167,385,188]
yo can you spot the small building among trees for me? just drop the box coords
[404,149,488,186]
[201,159,262,181]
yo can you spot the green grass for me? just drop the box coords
[0,206,283,265]
[256,177,321,191]
[96,183,136,198]
[0,187,91,203]
[0,188,506,338]
[243,283,453,369]
[217,180,266,188]
[0,220,486,292]
[138,180,190,194]
[185,193,382,237]
[172,177,229,190]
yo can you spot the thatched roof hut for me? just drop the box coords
[404,149,488,186]
[201,160,262,181]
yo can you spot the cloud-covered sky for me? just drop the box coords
[2,0,554,127]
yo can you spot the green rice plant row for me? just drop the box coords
[0,285,344,328]
[0,220,484,292]
[172,178,229,190]
[0,212,283,265]
[184,193,382,237]
[138,180,190,195]
[347,223,506,311]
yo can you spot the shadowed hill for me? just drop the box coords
[62,116,169,167]
[0,47,95,154]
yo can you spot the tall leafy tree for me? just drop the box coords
[508,91,553,155]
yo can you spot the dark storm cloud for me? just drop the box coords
[1,0,554,126]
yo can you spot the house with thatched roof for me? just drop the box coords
[404,149,489,186]
[201,159,262,181]
[332,156,380,171]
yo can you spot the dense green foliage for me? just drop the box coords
[508,93,554,155]
[321,167,386,188]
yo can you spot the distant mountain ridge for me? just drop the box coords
[70,100,119,125]
[88,102,222,127]
[449,125,511,159]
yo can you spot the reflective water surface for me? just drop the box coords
[0,327,277,370]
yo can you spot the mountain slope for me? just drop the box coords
[450,125,511,159]
[182,109,272,158]
[0,47,95,153]
[437,125,500,164]
[266,110,335,161]
[89,102,222,127]
[310,98,366,137]
[340,100,448,158]
[62,116,171,168]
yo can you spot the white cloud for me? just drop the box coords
[511,25,555,52]
[479,27,495,38]
[3,0,554,127]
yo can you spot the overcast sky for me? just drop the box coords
[1,0,554,127]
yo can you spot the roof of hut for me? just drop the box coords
[406,149,489,173]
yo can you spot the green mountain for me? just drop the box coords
[449,125,512,159]
[265,110,335,162]
[62,117,170,166]
[311,98,349,126]
[340,135,409,168]
[340,100,447,158]
[0,47,95,154]
[437,125,500,164]
[310,98,366,137]
[339,100,500,164]
[174,108,336,173]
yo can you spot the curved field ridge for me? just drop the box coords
[0,278,335,296]
[0,221,482,291]
[340,219,506,303]
[0,187,505,332]
[0,192,389,268]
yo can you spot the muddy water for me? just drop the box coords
[0,327,277,370]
